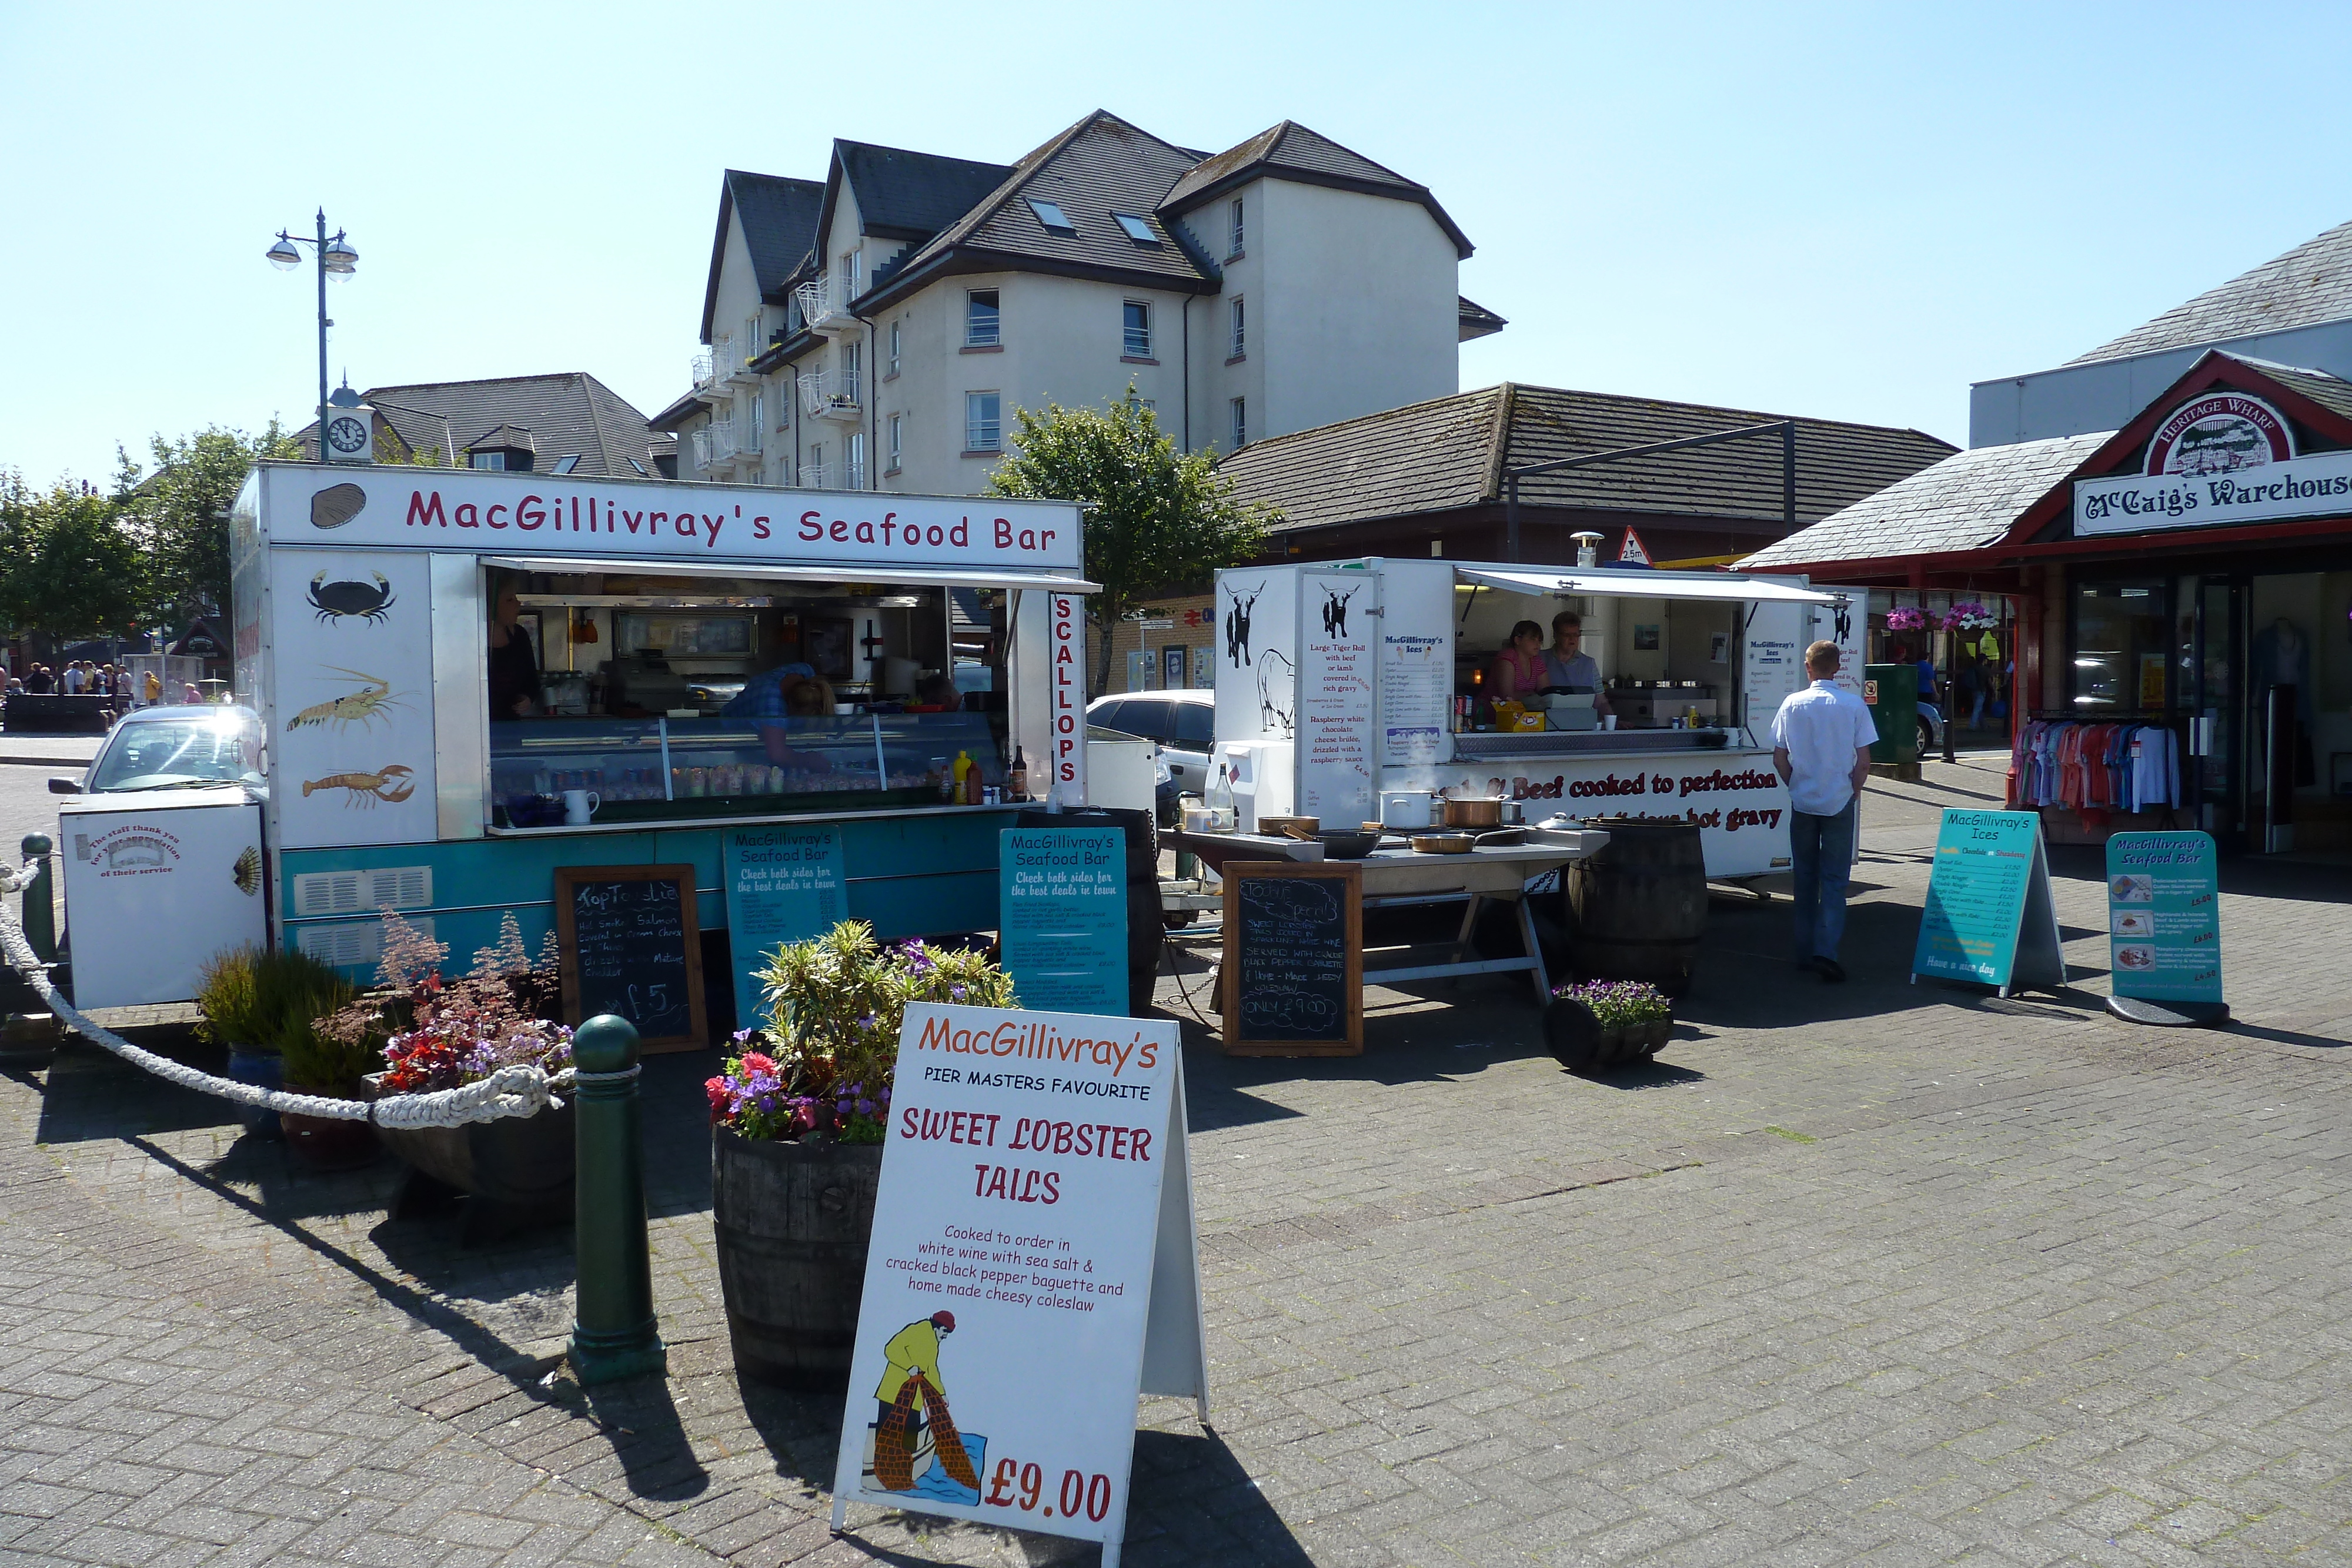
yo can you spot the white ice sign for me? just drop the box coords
[830,1004,1205,1566]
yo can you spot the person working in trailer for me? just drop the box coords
[722,660,838,771]
[1542,610,1612,717]
[1485,620,1549,703]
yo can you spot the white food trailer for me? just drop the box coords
[1208,558,1859,881]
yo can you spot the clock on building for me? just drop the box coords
[325,412,371,462]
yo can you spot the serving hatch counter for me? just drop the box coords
[229,461,1093,999]
[1210,557,1862,881]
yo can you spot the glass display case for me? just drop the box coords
[489,710,1010,827]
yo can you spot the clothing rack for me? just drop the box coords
[2010,716,2185,815]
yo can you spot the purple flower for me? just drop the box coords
[854,1098,874,1116]
[950,984,967,1001]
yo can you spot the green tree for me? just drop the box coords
[987,394,1278,697]
[0,472,148,642]
[118,423,299,634]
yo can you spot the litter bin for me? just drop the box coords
[1862,663,1917,768]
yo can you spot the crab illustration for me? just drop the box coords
[308,570,396,624]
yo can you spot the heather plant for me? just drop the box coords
[1551,978,1671,1030]
[711,921,1017,1144]
[316,911,570,1096]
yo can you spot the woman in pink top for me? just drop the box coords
[1486,620,1547,704]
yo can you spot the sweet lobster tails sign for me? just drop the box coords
[829,1004,1204,1564]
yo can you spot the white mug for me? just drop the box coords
[1601,715,1619,731]
[562,788,602,825]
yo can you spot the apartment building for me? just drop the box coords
[651,110,1502,493]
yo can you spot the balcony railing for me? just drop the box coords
[794,272,857,334]
[691,419,741,469]
[797,462,830,489]
[691,350,716,390]
[797,368,828,416]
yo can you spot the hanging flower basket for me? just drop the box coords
[1885,607,1928,632]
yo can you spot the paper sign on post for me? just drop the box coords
[830,1004,1205,1567]
[723,825,843,1030]
[998,828,1127,1016]
[1911,808,2065,997]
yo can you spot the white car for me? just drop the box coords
[51,704,266,800]
[1087,690,1214,796]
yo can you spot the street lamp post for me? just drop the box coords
[265,210,359,460]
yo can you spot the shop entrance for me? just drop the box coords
[2181,574,2247,845]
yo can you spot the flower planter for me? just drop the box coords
[712,1126,883,1387]
[1543,1000,1672,1074]
[225,1047,283,1139]
[379,1101,575,1246]
[280,1087,380,1171]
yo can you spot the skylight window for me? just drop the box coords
[552,454,582,474]
[627,457,648,476]
[1113,213,1160,246]
[1027,198,1075,233]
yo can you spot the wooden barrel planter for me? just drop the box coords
[379,1103,576,1246]
[280,1092,380,1171]
[1017,806,1164,1015]
[1565,818,1708,995]
[1542,1001,1673,1074]
[712,1127,884,1387]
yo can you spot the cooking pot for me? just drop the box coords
[1380,790,1435,830]
[1439,795,1504,829]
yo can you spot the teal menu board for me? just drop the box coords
[999,827,1127,1016]
[1912,808,2064,995]
[723,825,844,1031]
[2106,831,2222,1004]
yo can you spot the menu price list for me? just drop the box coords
[2107,831,2222,1004]
[1234,876,1347,1041]
[1913,810,2040,987]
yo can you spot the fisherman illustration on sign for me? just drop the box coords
[867,1310,982,1499]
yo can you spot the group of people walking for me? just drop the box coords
[14,660,142,698]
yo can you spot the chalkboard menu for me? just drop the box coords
[554,864,709,1052]
[1221,860,1362,1057]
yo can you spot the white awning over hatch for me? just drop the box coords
[479,555,1097,593]
[1454,566,1836,606]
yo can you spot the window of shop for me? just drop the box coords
[487,568,1016,830]
[2071,579,2171,714]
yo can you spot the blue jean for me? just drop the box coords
[1789,798,1857,962]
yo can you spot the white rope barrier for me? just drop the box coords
[2,856,568,1127]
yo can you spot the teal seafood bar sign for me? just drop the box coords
[2104,831,2222,1005]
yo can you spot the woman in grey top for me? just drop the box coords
[1542,611,1612,717]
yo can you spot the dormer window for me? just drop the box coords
[1027,198,1075,234]
[471,452,505,471]
[1113,213,1160,246]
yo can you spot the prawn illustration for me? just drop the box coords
[301,765,415,807]
[287,667,407,733]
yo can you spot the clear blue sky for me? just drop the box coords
[6,1,2350,487]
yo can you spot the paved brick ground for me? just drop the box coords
[5,757,2350,1566]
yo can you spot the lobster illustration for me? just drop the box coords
[301,765,415,807]
[308,570,397,624]
[287,667,406,733]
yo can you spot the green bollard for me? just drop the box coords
[19,835,55,964]
[566,1014,667,1385]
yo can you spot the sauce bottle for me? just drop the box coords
[1009,747,1028,799]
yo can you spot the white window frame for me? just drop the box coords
[1230,297,1245,357]
[887,413,903,469]
[965,391,1002,452]
[472,452,505,471]
[840,341,861,404]
[1231,397,1247,450]
[843,248,862,295]
[847,431,867,491]
[887,319,901,377]
[966,289,1000,347]
[1122,299,1151,359]
[1228,196,1244,256]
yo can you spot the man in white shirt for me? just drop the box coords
[1770,640,1877,982]
[61,661,86,694]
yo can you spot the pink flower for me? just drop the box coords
[704,1076,731,1111]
